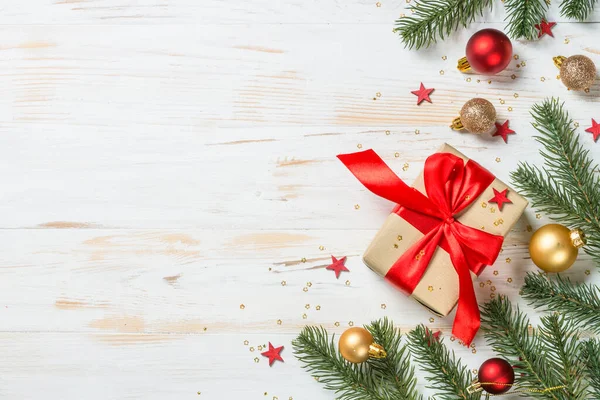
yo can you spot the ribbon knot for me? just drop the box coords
[337,149,505,346]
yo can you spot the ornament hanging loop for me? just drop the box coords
[466,381,483,394]
[457,57,472,73]
[451,117,465,130]
[368,343,387,359]
[553,56,567,68]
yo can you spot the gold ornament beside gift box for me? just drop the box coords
[339,327,386,364]
[451,98,497,134]
[529,224,586,273]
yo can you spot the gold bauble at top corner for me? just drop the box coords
[529,224,579,273]
[339,327,374,364]
[559,55,597,91]
[459,98,496,134]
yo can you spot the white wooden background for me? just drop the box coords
[1,1,600,399]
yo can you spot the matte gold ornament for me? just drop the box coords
[451,98,496,134]
[553,55,597,91]
[339,327,386,363]
[529,224,586,273]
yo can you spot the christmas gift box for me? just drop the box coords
[338,144,528,345]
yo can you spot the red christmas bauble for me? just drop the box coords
[466,29,513,75]
[478,358,515,395]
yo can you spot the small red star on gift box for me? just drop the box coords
[326,255,349,278]
[585,119,600,142]
[535,20,556,38]
[411,83,434,105]
[488,188,512,211]
[261,342,284,366]
[493,120,516,143]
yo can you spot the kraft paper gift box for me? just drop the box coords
[361,143,528,317]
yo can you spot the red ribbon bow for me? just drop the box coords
[338,150,504,346]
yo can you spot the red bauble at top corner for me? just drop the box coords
[466,29,513,75]
[478,358,515,395]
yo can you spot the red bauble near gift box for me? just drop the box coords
[458,29,513,75]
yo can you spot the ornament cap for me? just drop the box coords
[457,56,472,73]
[451,116,465,130]
[553,56,567,69]
[570,228,586,248]
[368,343,387,359]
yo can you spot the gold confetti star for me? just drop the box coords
[203,327,207,331]
[393,243,399,249]
[345,280,351,286]
[415,129,420,134]
[541,77,546,82]
[319,245,325,251]
[429,318,434,323]
[495,157,501,163]
[244,340,249,345]
[585,270,591,275]
[585,88,590,93]
[281,281,286,286]
[481,202,487,208]
[493,270,499,276]
[240,304,245,310]
[488,80,492,84]
[486,280,492,285]
[490,293,496,299]
[472,349,477,354]
[511,74,517,80]
[514,93,519,98]
[428,285,434,292]
[574,122,580,128]
[277,319,282,325]
[385,130,391,135]
[508,107,513,112]
[257,345,263,351]
[376,92,382,97]
[305,304,310,309]
[527,225,533,232]
[500,99,505,104]
[514,55,519,60]
[334,322,340,327]
[394,152,400,158]
[381,303,387,309]
[303,287,308,292]
[439,70,445,75]
[254,357,260,363]
[301,257,307,263]
[442,55,447,60]
[521,61,526,67]
[506,258,511,263]
[316,305,321,311]
[376,1,381,6]
[307,282,313,287]
[250,347,255,352]
[466,77,472,82]
[302,313,307,319]
[357,143,363,149]
[450,336,456,341]
[402,163,409,171]
[480,282,485,287]
[536,213,542,219]
[491,286,496,292]
[348,321,354,326]
[507,278,513,283]
[564,38,570,44]
[397,235,403,241]
[354,204,360,210]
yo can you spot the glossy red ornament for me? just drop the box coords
[465,29,513,75]
[478,358,515,395]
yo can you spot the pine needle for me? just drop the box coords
[504,0,548,40]
[522,272,600,334]
[581,339,600,397]
[395,0,493,50]
[407,325,480,400]
[560,0,599,20]
[510,98,600,267]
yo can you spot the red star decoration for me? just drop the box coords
[261,342,284,366]
[326,255,349,279]
[585,119,600,142]
[493,120,516,143]
[488,188,513,211]
[411,82,434,105]
[535,20,556,38]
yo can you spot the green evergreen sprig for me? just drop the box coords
[511,98,600,267]
[581,339,600,397]
[394,0,493,50]
[292,319,422,400]
[560,0,599,20]
[407,325,480,400]
[480,296,584,399]
[521,272,600,333]
[504,0,548,40]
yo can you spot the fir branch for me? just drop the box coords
[292,319,422,400]
[407,325,480,400]
[367,319,423,400]
[510,98,600,267]
[481,297,565,399]
[504,0,548,40]
[537,313,588,399]
[581,339,600,397]
[560,0,598,20]
[394,0,493,50]
[522,272,600,334]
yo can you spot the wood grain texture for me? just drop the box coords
[1,1,599,399]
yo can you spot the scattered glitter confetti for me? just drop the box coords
[511,74,517,80]
[303,287,308,292]
[535,20,556,38]
[507,278,513,283]
[281,281,286,286]
[261,342,284,366]
[397,235,403,241]
[575,122,580,128]
[585,88,590,93]
[564,38,570,44]
[488,80,492,84]
[316,305,321,310]
[376,1,381,6]
[482,202,488,208]
[472,349,477,354]
[428,285,434,292]
[500,99,505,104]
[335,322,340,327]
[326,255,349,279]
[495,157,501,163]
[402,163,409,171]
[302,313,307,319]
[385,130,391,135]
[381,304,387,309]
[493,270,499,276]
[536,213,542,219]
[277,319,282,325]
[439,70,445,75]
[394,243,399,249]
[442,55,447,60]
[345,280,351,286]
[357,144,363,149]
[508,107,513,112]
[240,304,245,310]
[354,204,360,210]
[319,245,324,251]
[506,258,512,263]
[489,188,513,210]
[450,336,456,342]
[486,280,492,285]
[254,357,260,363]
[348,321,354,326]
[307,282,312,287]
[250,347,255,352]
[415,129,420,134]
[429,318,434,323]
[480,282,485,288]
[411,82,435,105]
[490,293,496,299]
[585,270,591,275]
[301,257,307,263]
[467,77,472,82]
[541,77,546,82]
[493,121,516,143]
[305,304,310,309]
[514,55,519,60]
[244,340,249,345]
[521,61,527,67]
[514,93,519,98]
[585,119,600,141]
[258,345,263,351]
[394,152,400,158]
[491,286,496,292]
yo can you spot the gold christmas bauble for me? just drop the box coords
[451,98,496,134]
[554,55,597,91]
[339,327,386,364]
[529,224,586,273]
